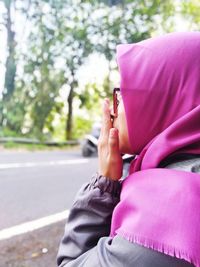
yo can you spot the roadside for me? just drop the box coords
[0,143,81,152]
[0,220,66,267]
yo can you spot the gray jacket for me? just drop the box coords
[57,154,200,267]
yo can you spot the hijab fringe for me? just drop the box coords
[117,230,198,267]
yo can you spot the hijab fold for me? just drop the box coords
[110,32,200,267]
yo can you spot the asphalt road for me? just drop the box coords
[0,149,98,230]
[0,149,98,267]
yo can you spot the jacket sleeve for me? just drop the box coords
[57,173,121,267]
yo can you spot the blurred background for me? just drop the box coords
[0,0,199,266]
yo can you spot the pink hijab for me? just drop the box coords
[110,32,200,266]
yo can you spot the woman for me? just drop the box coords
[57,32,200,266]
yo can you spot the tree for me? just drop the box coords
[19,0,66,139]
[84,0,175,96]
[0,0,31,133]
[0,0,17,129]
[2,0,16,101]
[1,0,175,140]
[21,0,94,140]
[58,4,94,140]
[181,0,200,30]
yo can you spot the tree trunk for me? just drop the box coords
[66,85,74,140]
[3,0,16,101]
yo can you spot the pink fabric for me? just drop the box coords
[110,32,200,266]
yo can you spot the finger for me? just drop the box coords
[103,99,112,138]
[101,99,112,139]
[108,128,120,156]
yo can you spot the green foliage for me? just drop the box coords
[72,116,93,139]
[0,85,26,135]
[3,142,75,151]
[1,0,178,142]
[3,141,47,150]
[78,83,104,111]
[181,0,200,30]
[4,101,25,133]
[1,127,21,138]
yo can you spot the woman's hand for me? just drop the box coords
[98,99,123,181]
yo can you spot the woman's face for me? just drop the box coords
[113,100,134,155]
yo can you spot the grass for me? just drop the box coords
[1,142,80,151]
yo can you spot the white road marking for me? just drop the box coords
[0,210,69,241]
[0,159,89,169]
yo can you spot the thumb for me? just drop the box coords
[108,128,120,156]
